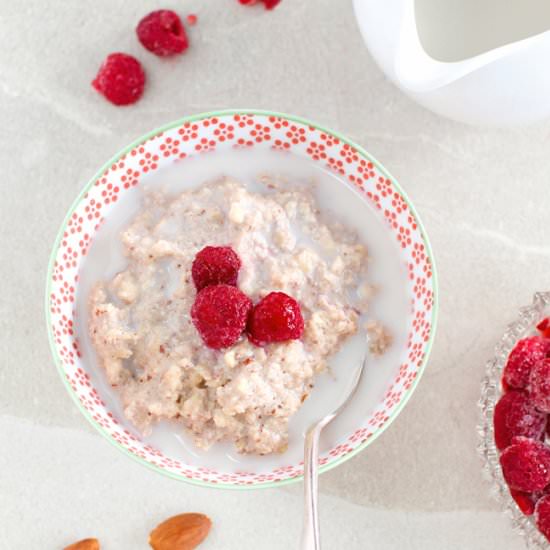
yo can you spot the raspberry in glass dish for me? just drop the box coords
[500,437,550,492]
[502,336,549,390]
[529,358,550,413]
[92,53,145,106]
[536,494,550,542]
[493,390,546,450]
[136,10,189,57]
[510,489,538,516]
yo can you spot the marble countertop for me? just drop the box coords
[2,0,549,548]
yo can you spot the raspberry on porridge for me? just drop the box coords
[89,177,386,454]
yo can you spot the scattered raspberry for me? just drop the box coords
[191,284,252,349]
[536,495,550,541]
[192,246,241,291]
[511,489,538,515]
[238,0,282,9]
[136,10,189,57]
[500,437,550,492]
[247,292,304,346]
[503,336,549,390]
[537,318,550,338]
[530,358,550,413]
[186,13,198,26]
[494,390,546,450]
[92,53,145,106]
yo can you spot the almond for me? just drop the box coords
[149,513,212,550]
[64,538,100,550]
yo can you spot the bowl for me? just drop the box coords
[46,110,437,488]
[479,291,550,547]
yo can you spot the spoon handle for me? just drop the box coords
[300,423,323,550]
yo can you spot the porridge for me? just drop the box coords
[89,177,387,454]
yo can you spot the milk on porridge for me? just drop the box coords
[89,176,387,454]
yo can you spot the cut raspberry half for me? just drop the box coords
[137,10,189,57]
[92,53,145,106]
[503,336,549,390]
[191,246,241,291]
[536,494,550,541]
[493,390,547,450]
[529,358,550,413]
[247,292,304,346]
[500,437,550,492]
[191,284,252,349]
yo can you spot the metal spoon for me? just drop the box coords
[300,350,368,550]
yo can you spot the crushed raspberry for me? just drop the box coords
[238,0,282,9]
[191,284,252,349]
[92,53,145,106]
[247,292,304,346]
[529,358,550,413]
[186,13,198,26]
[494,390,546,450]
[500,437,550,492]
[536,495,550,541]
[136,10,189,57]
[510,489,538,516]
[192,246,241,291]
[537,318,550,338]
[503,336,549,390]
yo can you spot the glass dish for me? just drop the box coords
[478,291,550,549]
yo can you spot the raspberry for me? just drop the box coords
[537,318,550,338]
[510,489,537,516]
[529,358,550,413]
[191,284,252,349]
[247,292,304,346]
[92,53,145,106]
[186,13,198,26]
[493,390,546,450]
[238,0,282,9]
[136,10,189,57]
[500,437,550,492]
[536,495,550,541]
[503,336,549,390]
[191,246,241,291]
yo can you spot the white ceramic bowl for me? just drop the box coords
[46,110,438,488]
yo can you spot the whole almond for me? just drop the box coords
[149,513,212,550]
[63,538,100,550]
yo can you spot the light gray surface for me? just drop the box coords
[1,0,547,548]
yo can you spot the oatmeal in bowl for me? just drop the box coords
[89,177,383,455]
[46,111,436,487]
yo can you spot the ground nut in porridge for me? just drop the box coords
[89,177,385,454]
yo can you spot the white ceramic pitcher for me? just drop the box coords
[353,0,550,126]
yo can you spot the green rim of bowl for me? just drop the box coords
[45,109,439,490]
